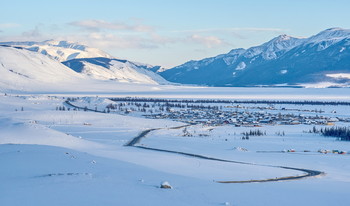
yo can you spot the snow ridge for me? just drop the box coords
[63,57,169,85]
[0,40,112,62]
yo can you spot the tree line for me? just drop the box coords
[110,97,350,106]
[310,126,350,141]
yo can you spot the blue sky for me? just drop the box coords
[1,0,350,67]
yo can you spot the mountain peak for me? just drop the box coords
[319,27,350,35]
[228,48,246,55]
[308,27,350,44]
[325,27,345,31]
[275,34,293,41]
[266,34,302,45]
[0,40,112,62]
[160,28,350,88]
[243,33,304,60]
[43,40,87,51]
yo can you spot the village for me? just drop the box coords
[105,98,348,127]
[143,106,343,127]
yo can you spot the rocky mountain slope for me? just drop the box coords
[160,28,350,87]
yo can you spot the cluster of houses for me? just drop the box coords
[318,149,347,155]
[104,99,348,127]
[225,104,325,114]
[144,107,345,127]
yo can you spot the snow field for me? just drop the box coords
[1,93,350,205]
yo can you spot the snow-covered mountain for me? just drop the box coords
[62,57,168,85]
[160,28,350,87]
[0,40,112,62]
[0,46,170,92]
[0,40,168,86]
[0,45,86,91]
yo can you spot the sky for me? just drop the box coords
[1,0,350,68]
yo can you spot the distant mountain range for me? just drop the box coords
[1,28,350,90]
[159,28,350,87]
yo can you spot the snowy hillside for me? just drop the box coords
[0,46,173,93]
[0,40,167,85]
[160,28,350,87]
[1,94,350,206]
[0,40,112,62]
[63,57,169,85]
[0,46,86,91]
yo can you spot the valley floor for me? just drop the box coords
[1,89,350,206]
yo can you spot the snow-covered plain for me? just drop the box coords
[1,90,350,206]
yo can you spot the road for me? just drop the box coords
[124,121,324,183]
[66,100,325,183]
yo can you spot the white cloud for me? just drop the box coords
[229,27,284,32]
[0,22,232,55]
[0,23,20,29]
[69,20,154,33]
[171,27,284,33]
[188,34,225,48]
[170,27,285,43]
[62,32,168,50]
[21,26,42,39]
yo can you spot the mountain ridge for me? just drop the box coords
[0,40,167,85]
[159,28,350,87]
[62,57,168,85]
[0,40,112,61]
